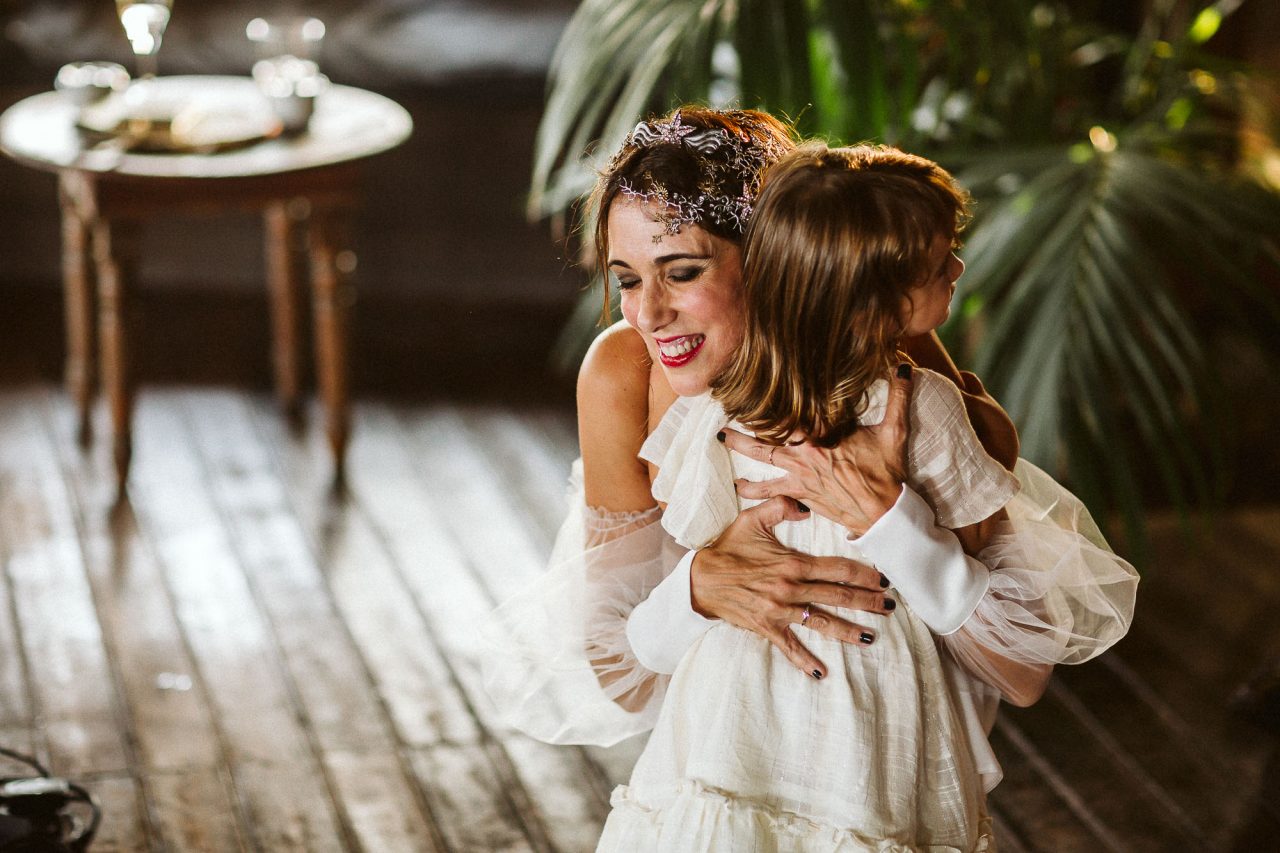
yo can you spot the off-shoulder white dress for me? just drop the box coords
[596,369,1019,852]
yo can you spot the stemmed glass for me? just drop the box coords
[115,0,173,80]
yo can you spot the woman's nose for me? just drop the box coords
[635,283,675,333]
[949,252,965,281]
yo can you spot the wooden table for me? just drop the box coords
[0,75,412,495]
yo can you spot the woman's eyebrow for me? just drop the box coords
[608,252,712,269]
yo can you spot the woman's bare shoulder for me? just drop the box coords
[578,321,651,407]
[577,322,658,510]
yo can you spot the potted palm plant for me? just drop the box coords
[531,0,1280,558]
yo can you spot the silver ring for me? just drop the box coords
[801,604,811,625]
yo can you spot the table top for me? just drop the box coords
[0,75,413,180]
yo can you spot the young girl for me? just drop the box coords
[595,143,1130,850]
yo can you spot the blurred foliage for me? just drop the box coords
[531,0,1280,559]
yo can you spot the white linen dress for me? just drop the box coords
[595,369,1020,852]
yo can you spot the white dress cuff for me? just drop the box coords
[625,549,719,674]
[852,485,990,635]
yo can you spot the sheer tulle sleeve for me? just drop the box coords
[480,461,687,746]
[938,459,1139,703]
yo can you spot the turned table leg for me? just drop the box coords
[59,174,96,447]
[264,198,310,421]
[92,217,139,498]
[308,208,355,483]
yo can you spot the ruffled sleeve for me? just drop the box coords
[852,369,1023,636]
[858,369,1138,711]
[903,369,1021,528]
[938,459,1139,702]
[641,393,738,550]
[480,460,688,746]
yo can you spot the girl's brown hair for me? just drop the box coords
[712,143,971,446]
[588,106,796,320]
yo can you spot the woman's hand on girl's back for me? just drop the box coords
[691,496,895,679]
[723,365,914,537]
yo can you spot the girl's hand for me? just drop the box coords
[691,495,895,679]
[722,364,914,537]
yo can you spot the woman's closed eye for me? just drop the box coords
[667,265,704,283]
[614,274,640,291]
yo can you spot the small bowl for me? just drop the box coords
[55,61,131,107]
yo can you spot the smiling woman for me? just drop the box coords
[607,198,744,397]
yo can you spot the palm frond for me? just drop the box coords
[530,0,727,219]
[949,143,1279,553]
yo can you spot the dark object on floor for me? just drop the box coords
[0,747,99,852]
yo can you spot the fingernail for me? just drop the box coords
[883,598,896,611]
[896,363,912,379]
[811,669,823,680]
[860,632,875,645]
[879,574,890,588]
[796,501,811,513]
[716,431,726,443]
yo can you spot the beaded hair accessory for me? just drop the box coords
[608,111,788,239]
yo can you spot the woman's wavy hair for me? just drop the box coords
[712,143,971,447]
[588,106,796,320]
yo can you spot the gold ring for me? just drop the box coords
[767,446,776,466]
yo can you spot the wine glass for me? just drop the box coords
[115,0,173,80]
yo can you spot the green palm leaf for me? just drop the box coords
[530,0,726,220]
[949,144,1279,556]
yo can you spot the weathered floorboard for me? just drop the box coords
[181,389,444,852]
[347,401,608,851]
[42,388,239,851]
[0,395,130,778]
[128,394,347,851]
[249,397,543,852]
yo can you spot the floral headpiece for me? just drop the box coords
[607,111,788,239]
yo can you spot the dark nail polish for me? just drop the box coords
[812,669,823,680]
[896,363,912,379]
[716,431,726,443]
[860,632,875,645]
[879,574,890,589]
[883,598,896,611]
[796,501,811,513]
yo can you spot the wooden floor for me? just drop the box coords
[1,383,1278,852]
